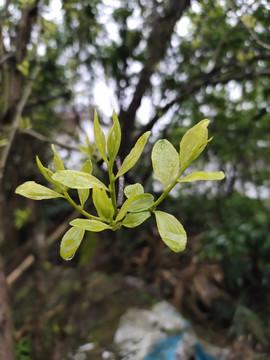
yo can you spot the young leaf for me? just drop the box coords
[81,159,93,174]
[178,171,225,182]
[154,211,187,252]
[107,110,121,164]
[52,170,108,190]
[93,187,114,221]
[124,183,144,198]
[115,131,151,179]
[179,119,212,171]
[36,156,67,191]
[129,193,154,213]
[51,144,65,171]
[151,139,180,188]
[70,218,112,231]
[115,185,139,222]
[36,155,54,182]
[78,160,92,207]
[60,226,85,260]
[94,110,108,164]
[15,181,64,200]
[122,211,151,228]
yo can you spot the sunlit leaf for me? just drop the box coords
[124,183,144,198]
[107,110,121,164]
[81,159,92,174]
[93,187,114,221]
[36,156,67,191]
[154,211,187,252]
[52,170,108,190]
[51,144,65,171]
[151,139,179,188]
[94,110,108,164]
[122,211,151,228]
[179,119,212,171]
[115,131,151,178]
[115,184,139,222]
[15,181,64,200]
[178,171,225,182]
[70,218,112,231]
[129,193,154,213]
[36,156,54,183]
[60,226,85,260]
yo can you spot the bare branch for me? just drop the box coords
[116,156,125,207]
[139,68,270,135]
[120,0,191,155]
[18,128,80,152]
[239,17,270,51]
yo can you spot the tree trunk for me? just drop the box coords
[0,253,15,360]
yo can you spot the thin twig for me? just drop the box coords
[19,128,80,152]
[239,17,270,51]
[116,156,125,207]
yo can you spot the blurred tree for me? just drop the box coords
[1,0,270,358]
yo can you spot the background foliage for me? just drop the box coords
[0,0,270,358]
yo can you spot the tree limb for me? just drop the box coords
[139,68,270,135]
[18,128,80,152]
[119,0,191,155]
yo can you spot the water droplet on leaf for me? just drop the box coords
[65,253,75,261]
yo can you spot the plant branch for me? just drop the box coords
[119,0,191,156]
[139,68,270,136]
[63,191,102,222]
[151,167,185,210]
[116,156,125,207]
[108,166,117,212]
[18,128,80,152]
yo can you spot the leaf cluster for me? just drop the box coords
[15,111,224,260]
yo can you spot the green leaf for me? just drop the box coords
[70,218,112,231]
[115,185,139,222]
[60,226,85,260]
[93,187,114,221]
[151,139,180,188]
[179,119,212,171]
[81,159,93,174]
[129,193,154,213]
[36,156,54,183]
[122,211,151,228]
[107,110,121,164]
[78,160,92,207]
[51,144,65,171]
[154,211,187,252]
[52,170,108,190]
[36,156,67,191]
[78,188,89,208]
[94,110,108,164]
[178,171,225,182]
[115,131,151,179]
[124,183,144,198]
[15,181,64,200]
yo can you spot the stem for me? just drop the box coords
[151,167,185,210]
[64,191,102,221]
[108,166,117,212]
[116,156,124,207]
